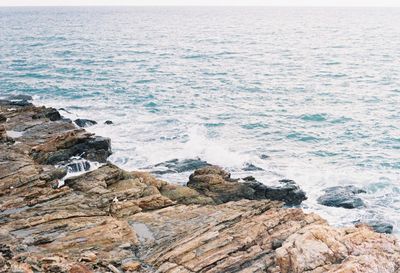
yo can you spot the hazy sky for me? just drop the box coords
[1,0,400,6]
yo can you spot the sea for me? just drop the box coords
[1,6,399,233]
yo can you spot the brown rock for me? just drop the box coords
[121,261,141,272]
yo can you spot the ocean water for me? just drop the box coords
[1,7,400,232]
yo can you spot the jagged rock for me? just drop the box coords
[245,179,307,206]
[74,118,97,127]
[318,185,366,209]
[187,166,306,205]
[104,120,113,125]
[31,131,111,164]
[276,224,400,273]
[32,107,62,121]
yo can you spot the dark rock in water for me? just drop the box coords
[368,221,394,234]
[0,99,32,107]
[245,179,307,206]
[153,158,211,174]
[355,220,394,234]
[243,163,264,171]
[243,176,256,181]
[317,185,366,209]
[187,166,306,206]
[32,107,62,121]
[31,132,112,165]
[8,94,33,101]
[0,114,6,123]
[260,154,270,159]
[75,118,98,128]
[104,120,113,125]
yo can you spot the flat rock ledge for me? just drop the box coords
[1,100,399,273]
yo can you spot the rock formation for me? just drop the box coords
[1,98,399,273]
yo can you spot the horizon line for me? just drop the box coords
[1,4,400,7]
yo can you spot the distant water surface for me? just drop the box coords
[1,7,400,232]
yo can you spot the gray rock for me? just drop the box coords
[245,179,307,206]
[187,166,307,206]
[32,107,62,121]
[318,185,366,209]
[74,118,97,127]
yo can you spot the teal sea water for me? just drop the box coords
[1,7,400,232]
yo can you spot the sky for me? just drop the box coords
[1,0,400,6]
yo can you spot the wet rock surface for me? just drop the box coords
[187,166,307,205]
[1,100,399,273]
[317,185,366,209]
[152,158,211,175]
[74,118,98,128]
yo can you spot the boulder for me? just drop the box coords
[245,179,307,206]
[74,118,97,128]
[104,120,113,125]
[317,185,366,209]
[187,166,306,205]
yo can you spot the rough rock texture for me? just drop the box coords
[74,118,98,128]
[276,224,400,273]
[1,99,399,273]
[187,166,307,206]
[318,185,366,209]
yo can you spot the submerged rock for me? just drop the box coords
[318,185,366,209]
[187,165,306,205]
[242,162,264,171]
[152,158,211,174]
[74,118,98,127]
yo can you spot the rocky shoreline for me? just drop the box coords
[1,97,400,273]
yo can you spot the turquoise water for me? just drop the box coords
[1,7,400,231]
